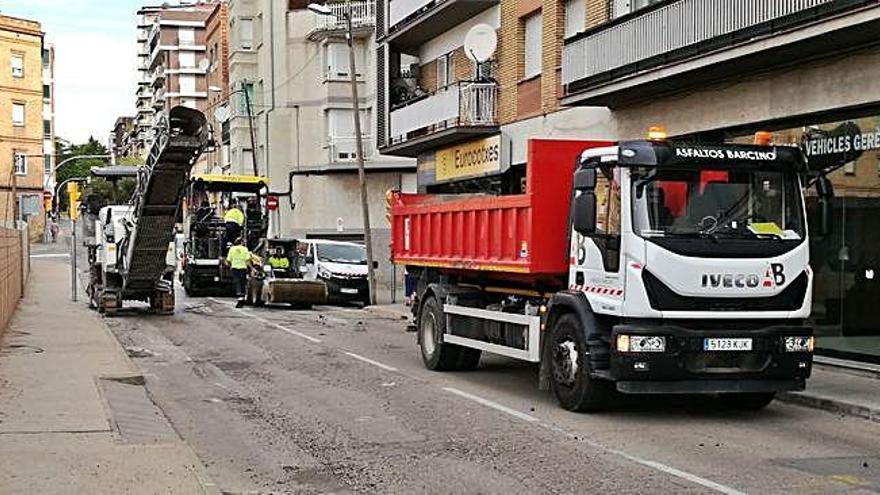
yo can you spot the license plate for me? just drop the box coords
[340,288,359,294]
[704,338,752,352]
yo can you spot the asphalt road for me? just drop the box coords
[102,292,880,494]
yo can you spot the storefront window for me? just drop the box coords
[733,116,880,363]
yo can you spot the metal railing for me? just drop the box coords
[562,0,834,85]
[389,81,496,142]
[314,0,376,31]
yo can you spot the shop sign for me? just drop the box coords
[435,135,503,182]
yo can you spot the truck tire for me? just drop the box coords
[550,313,614,412]
[102,293,119,317]
[182,270,201,297]
[717,392,775,411]
[418,296,480,371]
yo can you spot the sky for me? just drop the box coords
[2,0,165,145]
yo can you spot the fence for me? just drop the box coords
[0,223,29,336]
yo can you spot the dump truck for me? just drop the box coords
[88,107,210,315]
[391,135,823,411]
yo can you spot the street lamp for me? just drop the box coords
[209,84,259,177]
[308,0,377,305]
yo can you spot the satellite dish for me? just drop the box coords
[464,24,497,63]
[198,58,211,72]
[213,105,231,123]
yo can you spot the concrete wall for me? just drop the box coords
[501,106,617,164]
[612,45,880,140]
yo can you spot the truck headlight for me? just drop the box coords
[617,335,666,353]
[784,336,814,353]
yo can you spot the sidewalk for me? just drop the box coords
[0,258,216,493]
[369,302,880,420]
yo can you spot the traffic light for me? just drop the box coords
[67,182,82,220]
[384,189,395,226]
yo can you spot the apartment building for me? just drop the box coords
[559,0,880,361]
[202,0,230,174]
[110,116,137,159]
[375,0,616,193]
[134,3,216,155]
[226,0,415,295]
[0,14,45,238]
[42,43,55,194]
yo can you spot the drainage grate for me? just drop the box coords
[99,377,180,444]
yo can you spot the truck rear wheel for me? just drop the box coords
[550,314,614,412]
[419,296,481,371]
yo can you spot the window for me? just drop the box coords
[182,99,197,109]
[614,0,663,17]
[326,43,350,79]
[44,154,52,174]
[242,148,254,170]
[564,0,585,38]
[179,75,196,94]
[12,103,25,126]
[11,53,23,78]
[327,109,370,161]
[178,27,195,46]
[436,52,454,89]
[43,84,50,99]
[43,120,51,137]
[179,51,196,68]
[523,13,542,79]
[13,152,27,175]
[239,18,254,50]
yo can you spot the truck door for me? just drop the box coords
[571,166,625,309]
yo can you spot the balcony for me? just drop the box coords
[150,66,165,88]
[561,0,880,107]
[383,81,497,157]
[307,0,376,41]
[386,0,497,50]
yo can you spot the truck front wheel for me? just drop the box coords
[418,296,480,371]
[550,314,614,412]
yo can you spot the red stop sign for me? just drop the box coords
[266,195,279,211]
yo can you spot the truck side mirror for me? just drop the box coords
[816,176,834,237]
[573,192,597,235]
[573,168,596,191]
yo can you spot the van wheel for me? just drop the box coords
[418,296,480,371]
[550,313,614,412]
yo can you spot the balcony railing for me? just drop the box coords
[562,0,837,86]
[313,0,376,31]
[389,81,496,143]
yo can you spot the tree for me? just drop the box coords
[55,136,111,210]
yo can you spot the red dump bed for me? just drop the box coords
[390,139,610,279]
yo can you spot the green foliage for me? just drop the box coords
[54,135,111,210]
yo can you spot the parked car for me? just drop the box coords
[298,239,374,306]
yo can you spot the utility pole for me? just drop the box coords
[242,81,259,177]
[346,0,377,305]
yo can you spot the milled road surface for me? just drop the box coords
[103,293,880,494]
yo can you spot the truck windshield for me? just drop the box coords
[631,167,805,241]
[317,244,367,264]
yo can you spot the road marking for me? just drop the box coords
[344,352,398,372]
[209,297,323,343]
[442,387,539,423]
[442,386,744,495]
[540,423,745,495]
[30,253,69,258]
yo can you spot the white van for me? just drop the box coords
[298,239,371,306]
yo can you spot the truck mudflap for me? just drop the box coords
[608,322,813,394]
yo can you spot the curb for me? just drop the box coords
[777,391,880,423]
